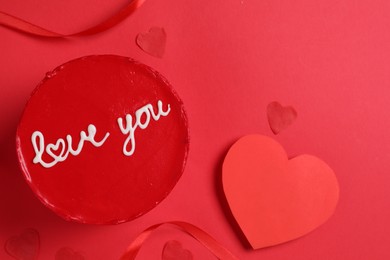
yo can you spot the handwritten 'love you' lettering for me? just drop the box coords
[31,100,171,169]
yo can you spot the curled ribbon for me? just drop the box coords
[0,0,146,37]
[120,221,239,260]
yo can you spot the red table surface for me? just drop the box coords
[1,0,389,259]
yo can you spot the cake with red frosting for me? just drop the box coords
[16,55,189,224]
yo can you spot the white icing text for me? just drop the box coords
[32,124,110,168]
[117,100,171,156]
[31,100,171,168]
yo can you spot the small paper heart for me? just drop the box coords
[136,27,167,58]
[267,101,297,134]
[55,247,85,260]
[162,240,193,260]
[4,228,40,260]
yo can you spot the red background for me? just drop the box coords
[1,0,389,259]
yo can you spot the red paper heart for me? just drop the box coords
[4,229,40,260]
[267,101,297,134]
[136,27,167,58]
[222,135,339,249]
[16,55,189,224]
[55,247,85,260]
[162,240,193,260]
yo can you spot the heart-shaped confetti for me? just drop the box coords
[162,240,193,260]
[223,135,339,249]
[4,229,40,260]
[267,101,297,134]
[136,27,167,58]
[55,247,85,260]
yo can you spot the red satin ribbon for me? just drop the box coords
[0,0,146,37]
[120,221,239,260]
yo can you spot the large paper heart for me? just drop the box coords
[222,135,339,249]
[162,240,193,260]
[136,27,167,58]
[267,101,297,134]
[16,55,189,224]
[4,229,40,260]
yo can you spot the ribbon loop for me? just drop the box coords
[0,0,146,37]
[120,221,239,260]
